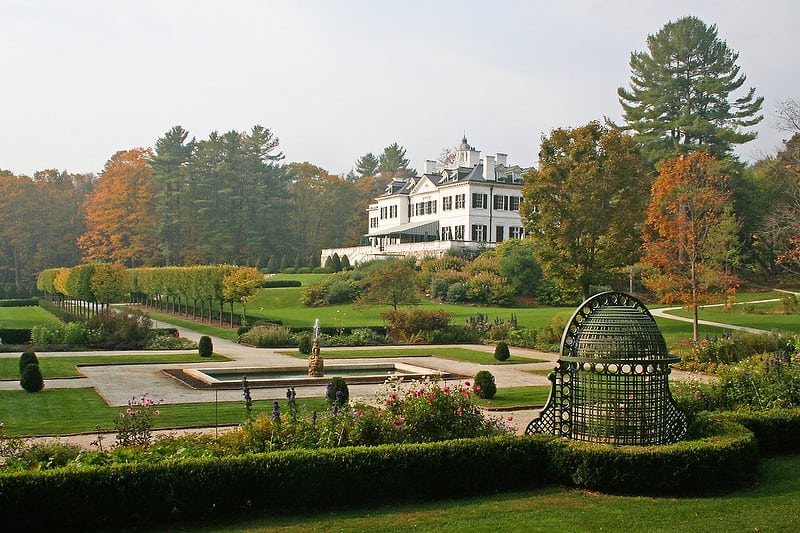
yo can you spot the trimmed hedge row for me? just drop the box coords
[37,298,81,323]
[262,279,302,288]
[719,408,800,455]
[0,418,758,530]
[0,329,31,344]
[0,299,38,307]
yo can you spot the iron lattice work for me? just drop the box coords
[526,292,687,445]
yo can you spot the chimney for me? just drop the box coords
[424,159,438,174]
[483,155,496,181]
[495,152,508,166]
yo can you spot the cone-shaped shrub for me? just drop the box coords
[20,363,44,392]
[474,370,497,399]
[494,341,510,362]
[19,351,39,375]
[198,336,213,357]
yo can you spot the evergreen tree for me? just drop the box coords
[616,16,763,166]
[378,143,416,178]
[354,152,379,177]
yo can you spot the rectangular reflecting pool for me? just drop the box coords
[175,362,459,389]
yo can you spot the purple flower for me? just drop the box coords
[272,401,281,421]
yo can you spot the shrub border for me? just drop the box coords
[0,416,757,530]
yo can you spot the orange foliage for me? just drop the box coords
[78,148,161,266]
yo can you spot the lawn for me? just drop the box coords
[666,303,800,334]
[0,387,328,436]
[474,386,550,408]
[0,353,229,380]
[0,306,60,328]
[278,347,544,365]
[178,454,800,533]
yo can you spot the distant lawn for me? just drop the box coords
[0,388,327,437]
[0,306,60,328]
[0,353,229,380]
[666,303,800,334]
[474,386,550,408]
[141,310,240,340]
[279,347,544,365]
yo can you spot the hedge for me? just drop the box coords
[0,299,38,307]
[0,329,32,344]
[262,280,302,288]
[0,419,757,530]
[718,408,800,456]
[37,299,82,323]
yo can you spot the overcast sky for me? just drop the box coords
[2,0,798,177]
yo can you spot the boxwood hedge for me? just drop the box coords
[0,416,760,531]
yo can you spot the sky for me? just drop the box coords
[2,0,798,178]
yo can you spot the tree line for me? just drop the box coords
[0,126,412,296]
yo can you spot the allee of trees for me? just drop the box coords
[38,264,264,327]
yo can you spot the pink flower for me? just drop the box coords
[464,381,470,387]
[119,413,125,418]
[474,385,482,391]
[126,408,133,415]
[457,407,463,415]
[154,410,160,416]
[507,416,514,421]
[443,386,450,393]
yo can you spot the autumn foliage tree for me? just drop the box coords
[521,122,648,300]
[79,148,161,266]
[642,151,739,341]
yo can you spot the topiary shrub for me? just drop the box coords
[326,377,349,406]
[198,336,213,357]
[494,341,510,362]
[297,334,312,355]
[473,370,497,399]
[19,351,39,375]
[20,363,44,392]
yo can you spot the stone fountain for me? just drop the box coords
[307,318,324,377]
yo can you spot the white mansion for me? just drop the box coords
[322,136,532,265]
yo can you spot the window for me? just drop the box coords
[493,195,506,210]
[441,226,453,240]
[389,205,398,218]
[370,217,378,228]
[380,207,387,219]
[472,193,487,209]
[454,225,465,240]
[472,224,488,242]
[442,196,452,210]
[510,197,521,211]
[496,226,504,242]
[510,226,525,239]
[455,193,466,209]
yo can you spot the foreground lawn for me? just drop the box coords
[0,388,327,436]
[0,306,60,328]
[279,347,544,365]
[178,454,800,533]
[0,353,229,380]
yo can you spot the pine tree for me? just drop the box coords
[354,152,380,177]
[378,143,416,178]
[616,16,763,166]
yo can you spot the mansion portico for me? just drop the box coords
[322,136,532,265]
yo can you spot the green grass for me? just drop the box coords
[173,454,800,533]
[0,353,229,380]
[474,386,550,408]
[142,310,240,340]
[0,388,327,436]
[0,306,61,328]
[278,347,544,365]
[666,303,800,334]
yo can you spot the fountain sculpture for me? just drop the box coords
[307,318,324,377]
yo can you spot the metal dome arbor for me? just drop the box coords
[526,292,687,445]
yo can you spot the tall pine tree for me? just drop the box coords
[616,16,763,166]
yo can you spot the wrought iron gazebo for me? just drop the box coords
[526,292,687,445]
